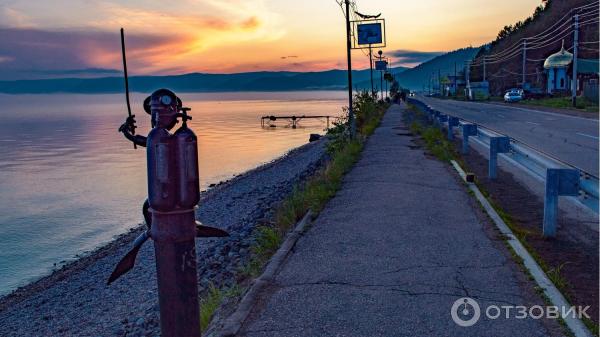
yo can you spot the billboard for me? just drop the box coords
[357,23,382,45]
[375,60,388,71]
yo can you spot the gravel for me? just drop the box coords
[0,139,328,337]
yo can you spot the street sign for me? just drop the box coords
[375,60,388,71]
[351,19,386,49]
[357,23,382,45]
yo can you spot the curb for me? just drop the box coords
[450,160,593,337]
[216,210,313,337]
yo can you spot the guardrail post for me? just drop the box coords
[437,114,448,130]
[431,110,438,124]
[447,117,459,141]
[543,169,580,237]
[489,136,510,179]
[461,124,478,154]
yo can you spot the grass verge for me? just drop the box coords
[520,96,598,112]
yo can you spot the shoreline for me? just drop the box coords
[0,138,328,315]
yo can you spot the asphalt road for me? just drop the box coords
[419,96,599,175]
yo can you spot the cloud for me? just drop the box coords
[0,0,285,79]
[0,27,182,80]
[389,49,444,67]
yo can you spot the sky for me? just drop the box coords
[0,0,543,80]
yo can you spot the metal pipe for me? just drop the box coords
[344,0,355,137]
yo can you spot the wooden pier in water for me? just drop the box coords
[260,115,333,129]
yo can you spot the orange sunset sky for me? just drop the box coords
[0,0,543,79]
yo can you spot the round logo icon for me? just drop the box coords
[451,297,481,327]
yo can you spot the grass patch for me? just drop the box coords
[521,96,598,112]
[405,108,456,162]
[199,284,223,331]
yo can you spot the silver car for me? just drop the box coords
[504,90,523,103]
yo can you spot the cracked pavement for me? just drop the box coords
[240,104,563,336]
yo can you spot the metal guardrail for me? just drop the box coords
[407,98,599,237]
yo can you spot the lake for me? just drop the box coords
[0,91,346,295]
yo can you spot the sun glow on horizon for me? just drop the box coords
[0,0,543,79]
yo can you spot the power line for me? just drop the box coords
[475,1,598,61]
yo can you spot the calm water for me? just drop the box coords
[0,91,346,295]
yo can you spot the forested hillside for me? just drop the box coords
[470,0,599,95]
[394,47,480,90]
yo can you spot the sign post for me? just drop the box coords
[344,0,356,137]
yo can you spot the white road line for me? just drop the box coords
[498,113,506,118]
[576,132,599,140]
[525,121,540,126]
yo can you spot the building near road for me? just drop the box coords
[544,43,572,93]
[466,81,490,100]
[578,58,599,103]
[543,41,599,102]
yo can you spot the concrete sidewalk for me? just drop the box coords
[239,104,562,336]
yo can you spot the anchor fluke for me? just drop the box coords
[196,222,229,237]
[107,230,150,285]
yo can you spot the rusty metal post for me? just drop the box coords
[151,210,201,337]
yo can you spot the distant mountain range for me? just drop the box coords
[0,68,407,94]
[394,47,481,90]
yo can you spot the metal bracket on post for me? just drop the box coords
[543,169,579,237]
[489,136,510,179]
[447,116,459,141]
[461,124,477,154]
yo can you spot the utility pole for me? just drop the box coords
[438,69,441,96]
[377,50,384,101]
[522,40,527,88]
[483,57,486,82]
[465,60,471,99]
[344,0,355,137]
[429,75,432,95]
[454,62,457,96]
[572,14,579,107]
[369,45,374,97]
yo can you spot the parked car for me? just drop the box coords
[504,90,523,102]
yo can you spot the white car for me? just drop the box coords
[504,91,523,103]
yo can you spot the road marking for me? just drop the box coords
[525,121,540,126]
[576,132,599,140]
[498,113,506,118]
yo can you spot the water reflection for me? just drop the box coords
[0,91,345,295]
